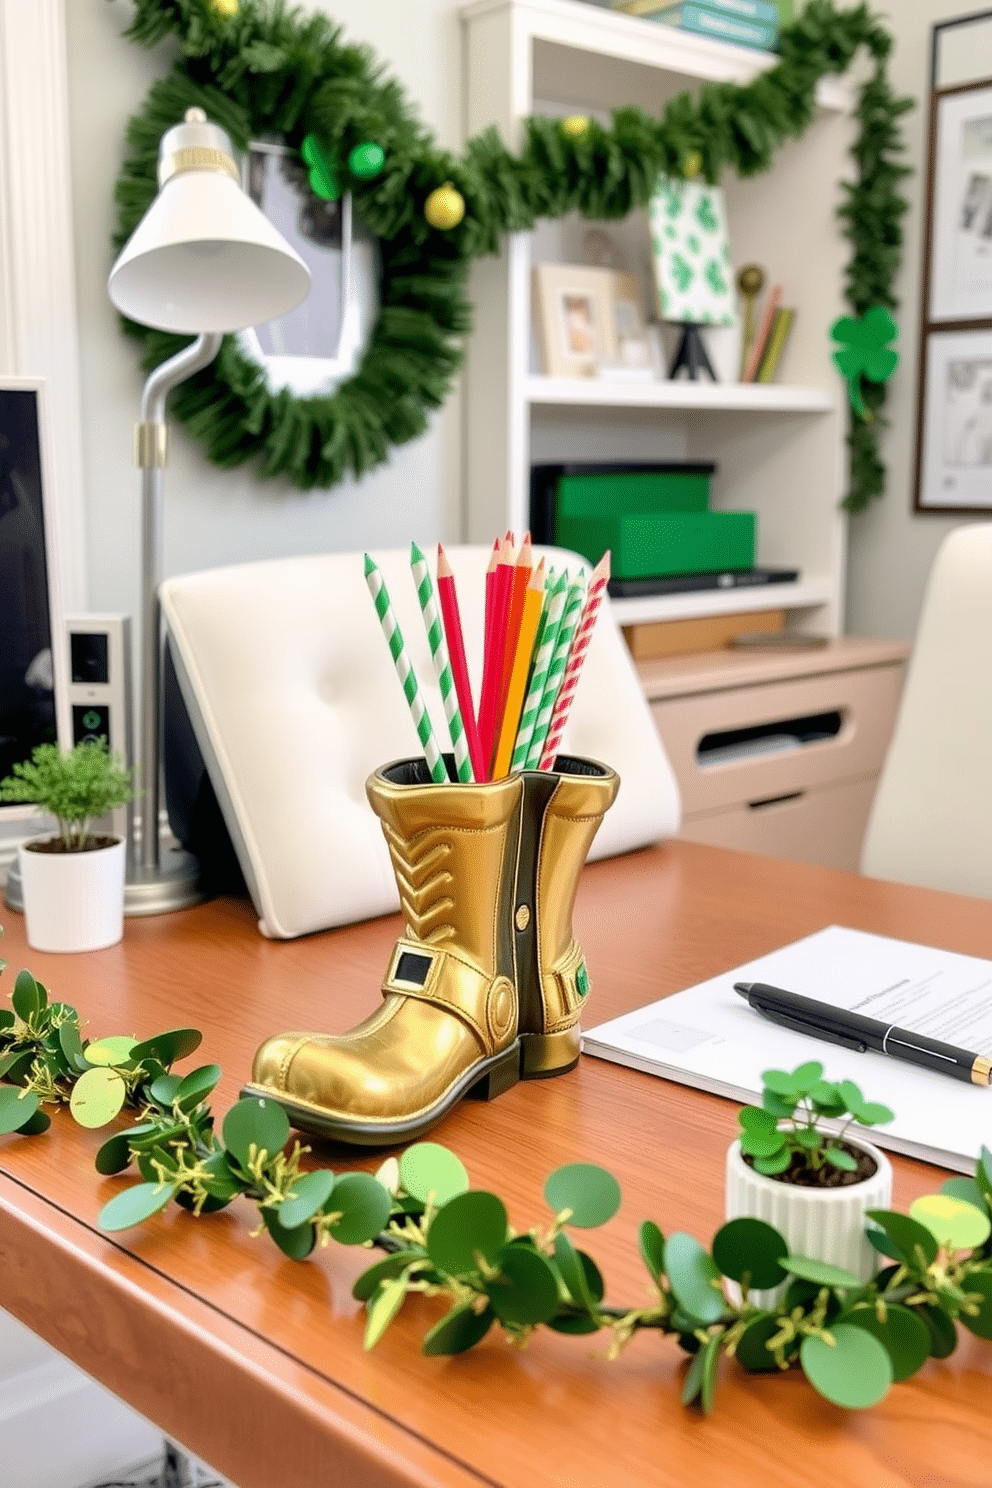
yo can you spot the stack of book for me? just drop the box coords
[615,0,783,53]
[739,282,796,383]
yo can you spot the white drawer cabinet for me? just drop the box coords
[637,638,910,871]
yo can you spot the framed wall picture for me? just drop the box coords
[926,81,992,323]
[647,176,735,327]
[915,327,992,512]
[532,263,615,377]
[915,13,992,511]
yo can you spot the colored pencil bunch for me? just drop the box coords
[364,539,610,782]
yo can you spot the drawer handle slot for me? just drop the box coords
[748,790,805,811]
[696,709,843,767]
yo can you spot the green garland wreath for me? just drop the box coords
[115,0,911,510]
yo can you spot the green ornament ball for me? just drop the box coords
[348,141,386,179]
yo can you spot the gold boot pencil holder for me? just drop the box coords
[244,754,619,1145]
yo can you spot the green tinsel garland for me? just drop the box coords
[115,0,911,511]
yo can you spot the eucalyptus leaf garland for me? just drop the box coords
[114,0,911,510]
[3,959,992,1416]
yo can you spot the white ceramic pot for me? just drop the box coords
[18,837,126,953]
[725,1136,893,1307]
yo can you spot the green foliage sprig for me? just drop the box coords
[113,0,910,511]
[2,952,991,1417]
[738,1060,894,1177]
[0,740,134,852]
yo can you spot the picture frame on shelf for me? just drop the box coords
[924,77,992,324]
[532,263,615,377]
[598,272,656,381]
[914,326,992,512]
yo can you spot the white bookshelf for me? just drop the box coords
[460,0,852,634]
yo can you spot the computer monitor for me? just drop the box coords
[0,378,71,830]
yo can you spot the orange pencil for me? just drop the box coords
[477,535,515,777]
[437,544,486,783]
[491,559,545,779]
[492,533,532,766]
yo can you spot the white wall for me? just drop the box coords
[845,0,992,640]
[65,0,465,624]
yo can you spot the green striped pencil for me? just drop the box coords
[410,542,474,783]
[364,553,448,784]
[510,568,568,773]
[525,574,585,769]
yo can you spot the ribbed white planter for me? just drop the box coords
[18,837,126,953]
[725,1137,892,1307]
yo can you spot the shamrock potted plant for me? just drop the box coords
[0,739,134,952]
[726,1061,894,1303]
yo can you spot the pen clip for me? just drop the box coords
[749,1002,867,1054]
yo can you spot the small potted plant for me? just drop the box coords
[0,739,134,953]
[726,1060,894,1302]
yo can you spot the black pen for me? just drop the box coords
[733,980,992,1087]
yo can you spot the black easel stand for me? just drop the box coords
[667,322,717,381]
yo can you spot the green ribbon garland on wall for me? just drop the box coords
[114,0,911,512]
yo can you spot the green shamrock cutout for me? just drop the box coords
[669,252,694,293]
[696,195,719,233]
[705,260,727,295]
[830,306,898,420]
[301,133,339,201]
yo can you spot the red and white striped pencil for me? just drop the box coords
[537,552,611,771]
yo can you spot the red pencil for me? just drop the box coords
[437,544,486,783]
[483,537,499,668]
[477,535,515,778]
[492,533,532,768]
[538,551,611,770]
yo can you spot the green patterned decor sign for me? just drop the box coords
[649,176,736,326]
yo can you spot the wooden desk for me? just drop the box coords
[0,841,990,1488]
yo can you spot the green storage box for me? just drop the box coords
[556,467,713,519]
[556,509,756,579]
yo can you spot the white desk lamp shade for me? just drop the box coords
[107,111,311,334]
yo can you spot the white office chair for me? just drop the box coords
[160,545,681,938]
[860,523,992,898]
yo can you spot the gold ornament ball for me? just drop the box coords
[210,0,239,15]
[424,182,465,231]
[561,115,590,138]
[682,150,703,180]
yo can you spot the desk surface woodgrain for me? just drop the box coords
[0,840,990,1488]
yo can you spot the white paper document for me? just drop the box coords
[582,925,992,1173]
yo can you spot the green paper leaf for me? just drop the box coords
[94,1123,157,1176]
[0,1086,41,1135]
[735,1313,787,1371]
[853,1101,894,1126]
[919,1301,958,1358]
[99,1181,176,1231]
[865,1209,939,1268]
[910,1194,992,1251]
[664,1232,724,1324]
[738,1106,777,1132]
[842,1302,932,1381]
[222,1097,290,1171]
[544,1163,621,1228]
[761,1068,800,1098]
[959,1270,992,1340]
[326,1172,391,1246]
[422,1301,494,1356]
[791,1061,825,1093]
[486,1244,561,1325]
[129,1029,202,1069]
[148,1074,183,1108]
[84,1036,138,1067]
[823,1146,858,1171]
[711,1217,788,1290]
[426,1190,508,1276]
[399,1142,469,1207]
[552,1231,596,1317]
[740,1128,786,1158]
[753,1149,792,1176]
[364,1275,409,1350]
[173,1064,222,1111]
[58,1017,88,1073]
[16,1108,50,1136]
[279,1170,335,1229]
[940,1176,988,1212]
[262,1205,317,1260]
[781,1257,862,1289]
[11,969,42,1022]
[681,1333,720,1411]
[639,1219,665,1284]
[69,1067,127,1129]
[800,1324,892,1409]
[352,1251,425,1303]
